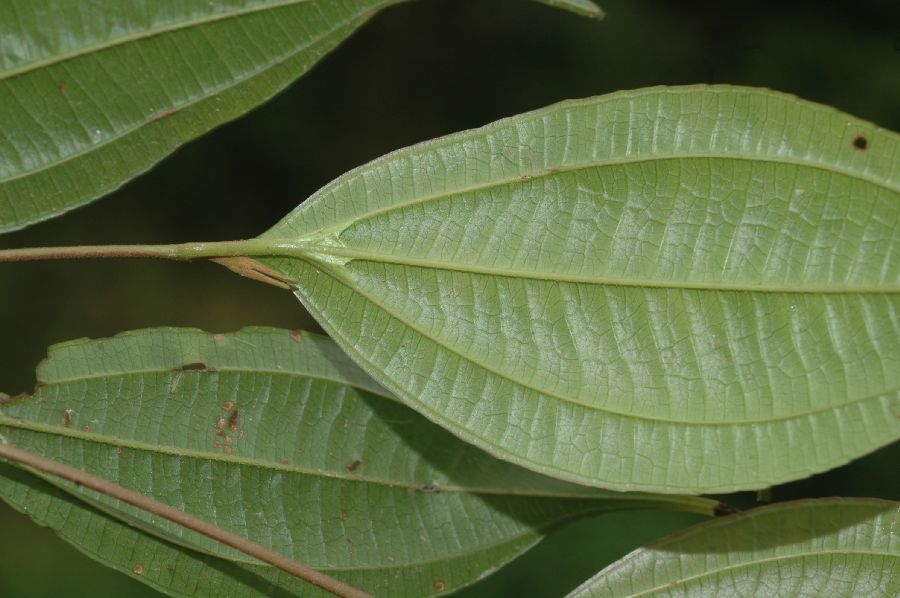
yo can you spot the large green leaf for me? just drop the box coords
[0,0,601,234]
[0,327,707,597]
[568,498,900,597]
[259,85,900,494]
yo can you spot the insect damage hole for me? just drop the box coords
[852,134,869,151]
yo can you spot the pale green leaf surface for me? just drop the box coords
[260,85,900,493]
[0,327,702,597]
[568,498,900,598]
[0,0,601,233]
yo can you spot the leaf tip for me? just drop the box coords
[535,0,605,19]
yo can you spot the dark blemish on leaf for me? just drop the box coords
[215,418,227,436]
[133,564,145,575]
[178,362,211,372]
[116,446,124,455]
[340,510,349,522]
[852,134,869,151]
[56,81,67,92]
[227,409,240,431]
[152,108,178,122]
[434,580,447,593]
[82,425,91,433]
[223,401,234,411]
[281,458,289,465]
[416,484,441,494]
[345,459,361,473]
[713,502,741,517]
[62,409,74,427]
[346,538,354,549]
[290,329,304,343]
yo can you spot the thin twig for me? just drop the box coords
[0,441,373,598]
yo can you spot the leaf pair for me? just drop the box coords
[0,327,712,597]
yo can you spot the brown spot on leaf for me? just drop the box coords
[56,81,67,92]
[116,446,124,455]
[852,134,869,151]
[82,425,91,433]
[227,409,240,431]
[416,484,441,494]
[215,418,226,436]
[133,563,145,576]
[281,458,290,465]
[223,401,234,411]
[346,538,354,549]
[345,459,361,473]
[340,510,349,522]
[62,409,74,428]
[434,580,446,593]
[213,334,226,343]
[178,362,211,372]
[290,329,304,343]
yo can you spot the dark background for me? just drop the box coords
[1,0,899,595]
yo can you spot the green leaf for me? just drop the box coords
[0,0,602,234]
[567,498,900,597]
[260,85,900,494]
[0,327,706,597]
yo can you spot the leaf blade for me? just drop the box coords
[0,0,602,233]
[567,498,900,597]
[0,326,703,597]
[262,85,900,493]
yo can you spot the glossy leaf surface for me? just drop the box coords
[0,0,601,233]
[569,498,900,597]
[261,85,900,493]
[0,327,702,597]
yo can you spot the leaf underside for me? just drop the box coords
[568,498,900,597]
[0,0,601,234]
[261,85,900,494]
[0,327,701,597]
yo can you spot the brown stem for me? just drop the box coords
[0,441,372,598]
